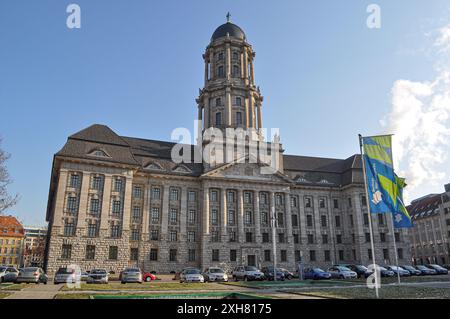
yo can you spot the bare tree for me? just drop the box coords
[0,137,19,214]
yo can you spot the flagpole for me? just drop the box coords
[271,193,277,282]
[390,215,401,285]
[359,134,380,299]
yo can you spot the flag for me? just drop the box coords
[361,135,397,214]
[392,174,413,228]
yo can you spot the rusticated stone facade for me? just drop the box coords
[44,18,411,276]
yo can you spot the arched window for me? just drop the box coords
[215,112,222,126]
[235,97,241,106]
[233,52,239,60]
[233,65,240,77]
[218,66,224,77]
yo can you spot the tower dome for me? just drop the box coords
[211,14,246,41]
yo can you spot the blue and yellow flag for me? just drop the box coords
[361,135,397,214]
[392,174,413,228]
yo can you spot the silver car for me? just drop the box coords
[16,267,48,284]
[87,269,109,284]
[0,266,19,283]
[121,267,143,284]
[327,266,358,279]
[203,267,228,282]
[180,268,204,283]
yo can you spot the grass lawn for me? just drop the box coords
[342,274,450,285]
[55,293,91,299]
[288,286,450,299]
[0,292,11,298]
[0,283,28,291]
[55,292,270,299]
[62,282,229,291]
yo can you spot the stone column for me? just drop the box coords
[142,184,150,236]
[180,186,188,241]
[257,102,262,130]
[204,55,209,84]
[53,169,69,228]
[285,192,293,244]
[121,176,133,232]
[248,93,254,128]
[76,171,91,230]
[226,43,231,80]
[221,188,227,239]
[254,190,261,244]
[245,95,250,129]
[198,105,203,122]
[238,189,245,243]
[243,48,249,84]
[203,187,210,235]
[203,93,210,128]
[100,174,112,230]
[209,50,214,81]
[225,87,232,126]
[250,59,255,84]
[161,184,170,241]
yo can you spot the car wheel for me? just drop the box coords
[145,277,151,282]
[244,276,248,282]
[339,275,344,279]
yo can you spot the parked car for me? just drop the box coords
[340,264,372,279]
[143,272,156,282]
[385,266,410,277]
[173,267,197,281]
[303,267,332,280]
[81,271,90,281]
[401,265,421,276]
[261,267,285,281]
[377,266,395,277]
[414,265,437,276]
[180,268,204,283]
[279,268,294,280]
[232,266,265,281]
[53,267,78,284]
[327,266,357,279]
[0,266,19,283]
[202,267,228,282]
[426,264,449,275]
[87,269,109,284]
[120,267,143,284]
[442,264,450,270]
[16,267,48,284]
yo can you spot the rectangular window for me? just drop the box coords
[335,215,341,228]
[361,195,367,207]
[260,193,268,204]
[132,206,141,222]
[188,191,196,202]
[395,232,400,242]
[152,187,161,200]
[309,250,316,262]
[69,174,79,188]
[365,232,371,243]
[264,250,271,262]
[169,249,177,262]
[229,231,237,242]
[291,196,297,207]
[262,233,269,243]
[133,186,142,198]
[114,178,123,192]
[61,244,72,259]
[322,234,328,244]
[67,196,78,213]
[236,112,242,125]
[278,233,285,243]
[292,214,299,227]
[109,246,118,260]
[333,199,339,209]
[87,222,98,237]
[293,234,299,244]
[90,198,100,215]
[85,245,95,260]
[150,249,158,261]
[319,198,326,208]
[111,224,121,238]
[131,229,140,241]
[188,231,196,242]
[170,188,179,201]
[92,176,103,190]
[130,248,139,261]
[246,232,253,243]
[64,222,75,236]
[281,250,287,262]
[349,214,354,227]
[215,112,222,125]
[228,210,235,225]
[211,190,218,202]
[321,215,327,227]
[348,197,352,207]
[150,229,159,241]
[151,207,160,223]
[324,250,331,262]
[211,231,220,242]
[306,215,313,227]
[188,249,196,262]
[380,232,386,242]
[112,200,122,215]
[245,211,253,225]
[378,214,385,226]
[261,212,268,226]
[211,209,219,225]
[305,197,312,208]
[336,234,342,244]
[230,250,237,262]
[169,231,177,242]
[228,191,235,203]
[397,248,404,259]
[276,194,283,206]
[363,214,369,226]
[170,208,178,223]
[244,192,252,204]
[188,210,196,224]
[307,234,314,244]
[339,250,344,261]
[277,213,284,227]
[383,249,389,261]
[212,249,220,262]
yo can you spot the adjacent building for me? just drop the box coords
[44,18,411,275]
[408,184,450,265]
[0,216,25,268]
[22,226,47,268]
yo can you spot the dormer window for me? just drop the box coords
[173,165,191,174]
[88,149,110,158]
[145,162,164,171]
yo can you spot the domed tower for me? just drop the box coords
[196,14,264,134]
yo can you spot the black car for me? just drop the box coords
[261,267,285,281]
[415,265,437,275]
[341,264,373,278]
[442,264,450,271]
[401,265,421,276]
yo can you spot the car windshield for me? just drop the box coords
[125,268,140,272]
[402,266,414,270]
[185,269,201,275]
[245,266,258,271]
[431,265,444,269]
[416,266,427,270]
[91,269,106,274]
[57,268,74,274]
[209,268,223,273]
[378,267,387,271]
[389,266,399,270]
[356,265,368,271]
[21,267,38,272]
[337,266,351,271]
[313,268,325,273]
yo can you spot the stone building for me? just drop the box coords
[22,226,47,268]
[44,18,411,275]
[408,184,450,265]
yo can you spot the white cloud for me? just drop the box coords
[382,24,450,203]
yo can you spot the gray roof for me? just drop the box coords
[211,22,246,41]
[56,124,362,184]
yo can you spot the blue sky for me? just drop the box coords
[1,1,450,225]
